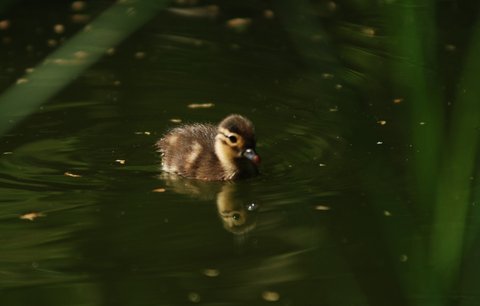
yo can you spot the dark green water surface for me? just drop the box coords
[1,1,480,306]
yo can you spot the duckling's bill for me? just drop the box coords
[243,148,261,165]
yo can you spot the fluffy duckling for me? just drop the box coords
[157,114,260,180]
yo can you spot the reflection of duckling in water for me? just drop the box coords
[156,114,260,181]
[216,184,258,235]
[159,174,258,235]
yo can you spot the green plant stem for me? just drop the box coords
[431,15,480,296]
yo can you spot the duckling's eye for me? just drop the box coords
[228,135,237,143]
[232,213,241,220]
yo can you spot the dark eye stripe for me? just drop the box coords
[219,132,239,144]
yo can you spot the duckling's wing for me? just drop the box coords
[157,123,222,179]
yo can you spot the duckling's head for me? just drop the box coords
[215,114,261,166]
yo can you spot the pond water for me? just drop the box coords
[1,1,480,306]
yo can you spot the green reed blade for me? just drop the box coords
[430,15,480,295]
[0,0,167,137]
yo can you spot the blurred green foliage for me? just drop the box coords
[277,0,480,304]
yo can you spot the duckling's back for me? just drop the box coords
[156,123,224,180]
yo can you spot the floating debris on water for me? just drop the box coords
[115,159,126,165]
[134,51,146,59]
[71,1,86,12]
[262,290,280,302]
[329,106,339,112]
[361,27,375,37]
[226,18,252,32]
[168,5,219,18]
[383,210,392,217]
[47,39,58,47]
[264,9,274,19]
[20,212,46,221]
[152,188,166,193]
[187,103,215,109]
[315,205,331,211]
[377,120,387,125]
[188,292,201,303]
[0,19,10,30]
[71,14,90,24]
[160,34,204,47]
[393,98,403,104]
[321,73,334,79]
[170,118,182,123]
[53,24,65,34]
[64,171,82,178]
[203,268,220,277]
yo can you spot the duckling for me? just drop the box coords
[156,114,260,181]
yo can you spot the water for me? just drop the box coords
[2,1,480,306]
